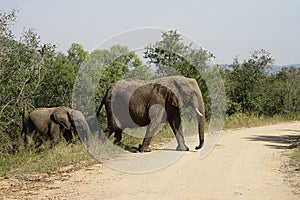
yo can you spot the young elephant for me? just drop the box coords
[97,76,205,152]
[23,107,90,148]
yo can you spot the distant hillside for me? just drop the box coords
[218,64,300,74]
[270,64,300,74]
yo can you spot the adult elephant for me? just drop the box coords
[23,106,90,148]
[97,76,205,152]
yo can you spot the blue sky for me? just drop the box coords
[1,0,300,65]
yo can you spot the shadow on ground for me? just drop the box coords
[246,129,300,149]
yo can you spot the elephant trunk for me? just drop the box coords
[195,107,204,150]
[194,89,205,150]
[184,78,205,150]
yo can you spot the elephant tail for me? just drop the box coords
[21,108,28,145]
[21,109,25,135]
[96,90,108,119]
[22,115,32,146]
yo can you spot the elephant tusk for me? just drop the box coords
[195,108,203,117]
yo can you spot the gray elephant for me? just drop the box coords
[23,106,90,148]
[97,76,205,152]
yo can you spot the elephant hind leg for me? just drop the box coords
[139,105,166,152]
[104,127,114,138]
[31,129,45,148]
[139,121,162,152]
[99,127,116,144]
[113,129,123,146]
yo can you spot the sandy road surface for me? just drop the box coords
[2,122,300,199]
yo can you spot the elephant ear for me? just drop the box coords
[69,110,91,145]
[52,107,72,129]
[174,77,198,107]
[152,77,187,107]
[155,83,181,107]
[173,77,200,108]
[152,76,200,108]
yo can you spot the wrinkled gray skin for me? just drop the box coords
[24,107,90,148]
[97,76,205,152]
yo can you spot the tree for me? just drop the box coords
[67,43,88,73]
[35,52,75,107]
[35,44,87,108]
[0,10,58,152]
[225,49,274,114]
[276,67,300,114]
[125,63,152,80]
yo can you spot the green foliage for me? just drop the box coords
[224,49,300,117]
[0,9,17,38]
[224,50,274,115]
[144,30,214,78]
[67,43,88,73]
[36,51,77,107]
[231,50,272,112]
[125,63,152,80]
[0,11,56,153]
[276,67,300,114]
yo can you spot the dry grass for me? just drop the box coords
[0,141,93,177]
[224,112,300,130]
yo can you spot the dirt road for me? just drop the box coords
[2,122,300,199]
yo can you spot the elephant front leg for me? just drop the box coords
[63,129,75,144]
[168,113,189,151]
[49,122,61,148]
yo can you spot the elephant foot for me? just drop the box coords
[138,144,152,153]
[195,139,204,150]
[113,140,122,147]
[176,145,189,151]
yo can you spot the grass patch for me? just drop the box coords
[224,112,300,130]
[291,148,300,161]
[291,145,300,171]
[0,141,93,177]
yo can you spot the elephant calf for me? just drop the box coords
[23,106,90,149]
